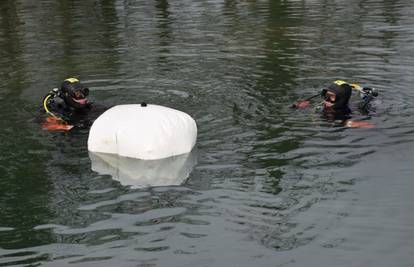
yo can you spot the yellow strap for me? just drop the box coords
[334,80,364,93]
[64,77,79,83]
[43,94,58,118]
[349,83,363,92]
[334,80,347,86]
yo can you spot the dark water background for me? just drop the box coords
[1,0,414,266]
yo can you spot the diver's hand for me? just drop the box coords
[291,100,310,109]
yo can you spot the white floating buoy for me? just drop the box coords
[88,104,197,160]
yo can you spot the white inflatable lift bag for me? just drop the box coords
[88,104,197,160]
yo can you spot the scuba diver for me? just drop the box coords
[291,80,378,128]
[42,77,92,131]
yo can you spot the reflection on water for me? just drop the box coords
[1,0,414,266]
[89,150,197,188]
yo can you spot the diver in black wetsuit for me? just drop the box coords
[320,80,378,121]
[42,78,92,130]
[291,80,378,128]
[321,80,378,127]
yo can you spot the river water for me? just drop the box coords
[1,0,414,266]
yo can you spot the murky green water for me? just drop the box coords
[1,0,414,266]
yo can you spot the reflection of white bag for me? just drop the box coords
[88,104,197,160]
[89,151,197,188]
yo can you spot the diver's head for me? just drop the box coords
[321,80,352,111]
[60,78,90,110]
